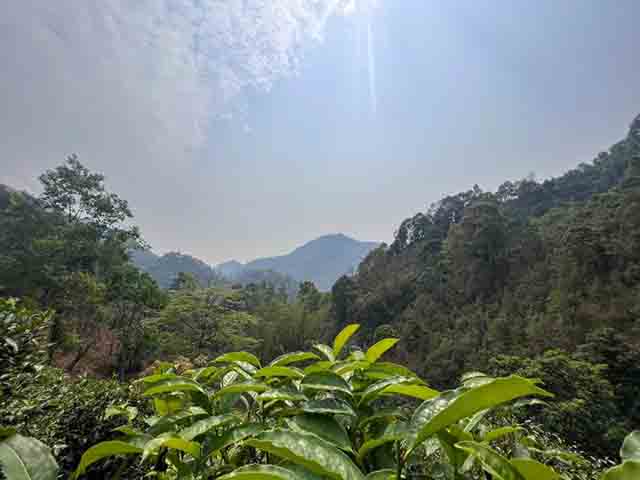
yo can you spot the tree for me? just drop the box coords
[104,264,166,378]
[489,350,620,456]
[170,271,200,291]
[149,288,259,361]
[38,155,141,280]
[297,281,322,312]
[39,155,133,234]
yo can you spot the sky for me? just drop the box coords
[1,0,639,265]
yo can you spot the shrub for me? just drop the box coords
[73,325,572,480]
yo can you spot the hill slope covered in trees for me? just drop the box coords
[329,113,640,454]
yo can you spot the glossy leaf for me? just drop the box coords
[483,426,525,443]
[301,371,352,396]
[300,398,356,417]
[332,324,360,359]
[601,461,640,480]
[304,361,334,374]
[269,352,320,367]
[179,414,238,441]
[147,406,208,436]
[382,384,439,401]
[257,389,307,403]
[213,382,269,398]
[246,430,364,480]
[365,338,399,363]
[333,361,370,376]
[213,352,261,368]
[152,395,184,417]
[364,362,419,380]
[365,469,396,480]
[217,464,300,480]
[456,441,525,480]
[408,376,552,455]
[437,427,473,471]
[73,441,143,479]
[254,366,304,379]
[313,344,335,362]
[289,414,353,452]
[358,422,407,461]
[510,458,561,480]
[142,377,207,397]
[359,376,422,406]
[194,366,219,382]
[142,434,200,461]
[208,424,264,453]
[136,372,179,384]
[358,408,408,429]
[0,433,58,480]
[620,431,640,462]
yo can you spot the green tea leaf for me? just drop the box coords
[213,352,262,368]
[332,324,360,359]
[73,441,142,479]
[217,464,300,480]
[0,433,58,480]
[269,352,320,367]
[620,431,640,462]
[289,414,353,452]
[510,458,561,480]
[455,441,525,480]
[246,430,364,480]
[301,371,351,396]
[365,338,399,363]
[254,366,304,379]
[179,414,238,441]
[408,376,552,456]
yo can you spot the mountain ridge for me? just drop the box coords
[131,233,379,291]
[217,233,379,291]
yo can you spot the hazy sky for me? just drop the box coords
[2,1,639,264]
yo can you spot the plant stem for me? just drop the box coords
[396,441,403,479]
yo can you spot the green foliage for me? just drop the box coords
[489,350,620,456]
[74,325,563,480]
[148,288,261,360]
[332,113,640,459]
[601,431,640,480]
[0,298,51,391]
[0,430,58,480]
[1,365,137,478]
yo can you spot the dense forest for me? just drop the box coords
[2,115,640,478]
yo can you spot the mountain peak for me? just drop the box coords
[241,233,380,290]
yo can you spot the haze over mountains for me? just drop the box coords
[132,233,379,291]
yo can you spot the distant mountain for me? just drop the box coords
[128,248,160,271]
[219,234,380,291]
[217,260,245,279]
[130,251,222,289]
[131,234,379,291]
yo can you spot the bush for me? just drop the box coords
[489,349,621,457]
[73,324,576,480]
[0,366,140,478]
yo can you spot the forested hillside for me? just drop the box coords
[330,113,640,454]
[2,116,640,478]
[130,250,225,289]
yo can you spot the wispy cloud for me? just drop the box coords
[1,0,365,175]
